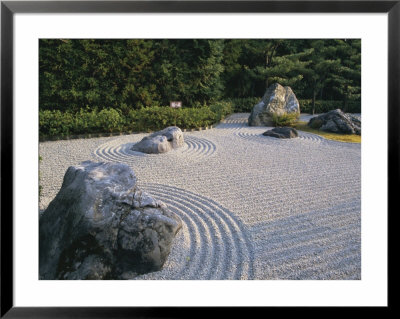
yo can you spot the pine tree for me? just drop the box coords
[329,39,361,112]
[300,40,343,114]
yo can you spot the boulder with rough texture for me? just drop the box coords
[39,161,182,280]
[248,83,300,126]
[131,126,184,154]
[308,109,361,135]
[262,127,299,139]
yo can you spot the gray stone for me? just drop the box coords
[39,161,182,280]
[131,126,184,154]
[248,83,300,126]
[262,127,299,139]
[308,109,361,135]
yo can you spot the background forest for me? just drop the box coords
[39,39,361,138]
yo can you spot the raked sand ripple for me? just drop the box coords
[134,183,254,280]
[220,113,325,143]
[39,113,361,280]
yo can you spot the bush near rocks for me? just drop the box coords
[271,112,300,127]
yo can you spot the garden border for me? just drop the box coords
[38,123,220,142]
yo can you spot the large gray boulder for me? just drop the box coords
[308,109,361,135]
[263,127,299,139]
[248,83,300,126]
[39,161,182,280]
[131,126,184,154]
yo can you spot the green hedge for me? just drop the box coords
[228,97,261,113]
[226,97,361,114]
[39,102,233,139]
[299,99,361,114]
[39,108,126,137]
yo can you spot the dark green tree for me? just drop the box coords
[329,39,361,111]
[154,39,224,107]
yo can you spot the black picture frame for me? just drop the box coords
[1,1,395,317]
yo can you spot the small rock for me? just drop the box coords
[263,127,299,139]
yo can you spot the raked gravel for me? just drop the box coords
[39,113,361,280]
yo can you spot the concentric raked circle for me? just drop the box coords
[179,136,217,159]
[134,183,255,280]
[93,135,217,165]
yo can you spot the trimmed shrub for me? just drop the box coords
[96,108,124,133]
[210,101,233,121]
[39,102,233,139]
[39,110,75,138]
[133,106,223,131]
[228,97,261,113]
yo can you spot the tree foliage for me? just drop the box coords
[39,39,361,113]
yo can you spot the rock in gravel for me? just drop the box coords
[131,126,184,154]
[263,127,299,139]
[248,83,300,126]
[308,109,361,135]
[39,161,182,280]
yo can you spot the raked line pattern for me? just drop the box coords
[250,200,361,279]
[235,130,325,144]
[216,113,326,144]
[39,112,361,280]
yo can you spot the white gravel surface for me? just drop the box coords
[39,113,361,280]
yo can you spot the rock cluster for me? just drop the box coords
[248,83,300,126]
[39,161,182,280]
[308,109,361,135]
[131,126,184,154]
[263,127,299,139]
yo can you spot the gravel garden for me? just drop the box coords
[39,111,361,280]
[38,39,361,280]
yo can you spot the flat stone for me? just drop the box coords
[262,127,299,139]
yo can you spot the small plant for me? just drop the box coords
[271,112,300,127]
